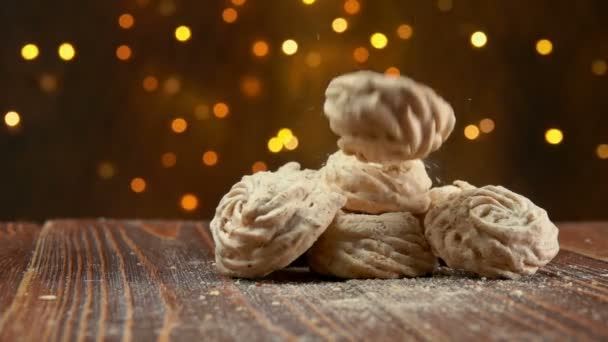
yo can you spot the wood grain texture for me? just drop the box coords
[558,222,608,261]
[0,220,606,342]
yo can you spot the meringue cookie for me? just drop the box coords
[424,185,559,279]
[322,150,431,214]
[324,70,455,163]
[428,180,476,208]
[210,162,346,278]
[308,211,437,279]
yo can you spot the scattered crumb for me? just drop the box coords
[236,306,244,312]
[332,286,341,291]
[38,295,57,301]
[136,262,143,266]
[584,238,592,244]
[481,277,487,281]
[564,282,573,287]
[271,301,280,306]
[169,266,177,270]
[511,290,523,297]
[208,290,220,296]
[198,295,206,300]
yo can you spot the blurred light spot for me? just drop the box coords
[344,0,360,15]
[143,76,159,92]
[136,0,150,8]
[158,0,176,16]
[116,45,132,61]
[302,0,316,4]
[222,8,238,23]
[240,76,262,98]
[163,77,181,95]
[596,144,608,159]
[161,152,177,168]
[282,39,298,55]
[171,118,188,133]
[470,31,487,48]
[130,177,146,193]
[545,128,563,145]
[4,111,20,128]
[353,47,369,63]
[591,59,607,76]
[180,194,199,211]
[194,104,210,120]
[277,128,293,143]
[536,39,553,55]
[437,0,453,12]
[202,150,219,166]
[268,137,283,153]
[118,13,135,29]
[231,0,246,6]
[385,67,400,77]
[213,102,229,118]
[370,33,388,49]
[21,44,39,60]
[58,43,76,61]
[305,51,322,67]
[98,162,116,180]
[396,24,413,40]
[332,17,348,33]
[479,118,495,133]
[252,40,269,57]
[252,161,268,173]
[40,73,58,93]
[464,125,480,140]
[284,136,299,150]
[175,25,192,42]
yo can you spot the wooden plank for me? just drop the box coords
[558,222,608,261]
[0,220,606,341]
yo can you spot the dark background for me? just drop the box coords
[1,0,607,221]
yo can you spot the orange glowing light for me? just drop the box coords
[252,161,268,173]
[222,8,238,23]
[180,194,199,211]
[130,177,146,193]
[344,0,360,15]
[118,13,135,29]
[143,76,159,92]
[213,102,229,118]
[353,47,369,63]
[161,152,177,168]
[202,150,219,166]
[252,40,269,57]
[171,118,188,133]
[116,45,132,61]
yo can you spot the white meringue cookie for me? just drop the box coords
[428,180,476,209]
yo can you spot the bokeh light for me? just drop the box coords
[353,47,369,63]
[202,150,219,166]
[231,0,246,6]
[344,0,361,15]
[332,18,348,33]
[464,125,480,140]
[161,152,177,168]
[470,31,487,48]
[115,45,132,61]
[163,77,181,95]
[479,118,495,133]
[252,40,269,57]
[267,137,283,153]
[240,76,262,98]
[591,59,607,76]
[97,162,116,180]
[118,13,135,29]
[545,128,563,145]
[281,39,298,55]
[21,44,39,60]
[251,161,268,173]
[302,0,316,5]
[596,144,608,159]
[213,102,229,118]
[130,177,147,193]
[277,128,293,143]
[40,73,58,93]
[222,8,238,23]
[284,136,299,150]
[58,43,76,61]
[385,66,400,77]
[171,118,188,133]
[370,33,388,49]
[175,25,192,42]
[437,0,453,12]
[4,111,21,128]
[536,39,553,55]
[143,76,159,92]
[180,194,199,211]
[305,51,322,68]
[194,104,210,120]
[396,24,413,40]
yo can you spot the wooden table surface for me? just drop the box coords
[0,220,606,342]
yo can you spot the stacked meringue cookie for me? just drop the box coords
[211,70,560,280]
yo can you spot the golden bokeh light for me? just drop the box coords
[97,162,116,180]
[545,128,563,145]
[267,137,283,153]
[332,17,348,33]
[302,0,316,5]
[171,118,188,133]
[277,128,293,143]
[163,77,181,95]
[281,39,298,55]
[21,44,39,60]
[251,161,268,173]
[213,102,230,118]
[194,104,210,120]
[161,152,177,168]
[158,0,176,16]
[284,136,299,150]
[222,8,238,23]
[118,13,135,29]
[437,0,453,12]
[305,51,322,68]
[591,59,607,76]
[353,46,369,63]
[240,76,262,98]
[344,0,361,15]
[464,125,480,140]
[231,0,246,6]
[385,67,400,77]
[252,40,269,57]
[202,150,219,166]
[130,177,147,193]
[143,76,159,92]
[40,73,58,93]
[175,25,192,42]
[180,194,199,211]
[58,43,76,61]
[396,24,413,40]
[470,31,487,48]
[596,144,608,159]
[115,45,132,61]
[479,118,495,133]
[4,111,21,128]
[536,39,553,56]
[370,33,388,49]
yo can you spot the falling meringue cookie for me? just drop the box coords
[323,70,456,163]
